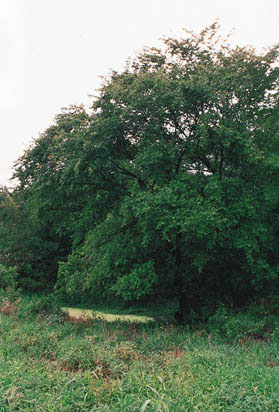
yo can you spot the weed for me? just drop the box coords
[0,297,20,316]
[114,341,138,362]
[1,296,279,411]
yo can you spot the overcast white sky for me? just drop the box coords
[1,0,278,187]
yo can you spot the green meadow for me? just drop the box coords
[1,295,279,411]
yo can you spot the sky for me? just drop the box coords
[1,0,278,187]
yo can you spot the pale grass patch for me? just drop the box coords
[61,307,154,323]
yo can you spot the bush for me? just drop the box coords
[206,304,268,342]
[18,294,61,319]
[0,264,18,290]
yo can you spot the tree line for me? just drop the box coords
[1,23,279,321]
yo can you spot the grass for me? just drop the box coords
[0,294,279,411]
[60,298,178,323]
[61,307,155,323]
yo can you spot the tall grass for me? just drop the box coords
[0,294,279,411]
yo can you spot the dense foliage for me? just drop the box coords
[2,24,279,319]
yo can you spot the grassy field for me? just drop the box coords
[1,295,279,411]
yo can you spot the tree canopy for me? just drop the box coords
[5,23,279,319]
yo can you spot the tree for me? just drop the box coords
[12,104,128,289]
[0,187,52,290]
[14,24,279,319]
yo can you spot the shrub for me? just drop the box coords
[206,304,267,342]
[0,264,18,290]
[19,294,61,319]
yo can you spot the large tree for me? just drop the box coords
[14,24,279,318]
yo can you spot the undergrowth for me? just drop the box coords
[0,294,279,411]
